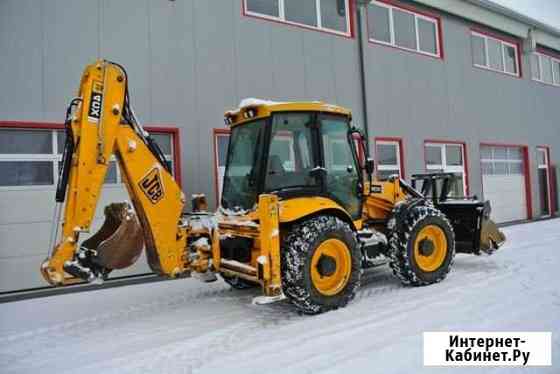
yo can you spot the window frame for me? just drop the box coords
[0,128,58,188]
[242,0,354,38]
[531,49,560,87]
[480,145,524,176]
[0,121,181,191]
[536,145,554,217]
[213,128,231,204]
[470,28,521,78]
[374,137,405,179]
[367,0,443,59]
[423,140,469,196]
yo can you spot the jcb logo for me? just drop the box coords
[88,81,104,123]
[139,167,165,204]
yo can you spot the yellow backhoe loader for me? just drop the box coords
[41,60,505,314]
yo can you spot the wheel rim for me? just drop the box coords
[414,225,448,272]
[311,238,351,296]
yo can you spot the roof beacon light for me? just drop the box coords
[243,108,256,119]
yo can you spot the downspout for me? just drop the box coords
[355,1,371,149]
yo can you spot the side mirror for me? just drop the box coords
[365,158,375,175]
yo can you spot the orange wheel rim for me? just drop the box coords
[414,225,448,272]
[311,238,351,296]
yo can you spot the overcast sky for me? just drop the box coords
[490,0,560,29]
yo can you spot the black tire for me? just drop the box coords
[281,215,362,314]
[220,274,258,290]
[388,204,455,286]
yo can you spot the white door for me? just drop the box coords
[480,145,526,223]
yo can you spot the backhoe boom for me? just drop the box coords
[41,61,188,285]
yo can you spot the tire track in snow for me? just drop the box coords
[0,283,229,343]
[1,221,556,374]
[8,254,516,373]
[74,253,522,374]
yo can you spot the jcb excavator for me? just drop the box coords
[41,60,505,314]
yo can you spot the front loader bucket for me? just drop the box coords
[479,217,506,253]
[82,203,144,269]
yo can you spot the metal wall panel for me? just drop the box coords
[0,0,559,292]
[0,0,44,120]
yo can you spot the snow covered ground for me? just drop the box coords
[1,219,558,373]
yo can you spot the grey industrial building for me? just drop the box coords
[1,0,559,293]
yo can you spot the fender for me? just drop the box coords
[278,197,361,229]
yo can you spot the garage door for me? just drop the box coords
[0,126,177,293]
[480,145,527,223]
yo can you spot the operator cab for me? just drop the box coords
[221,100,362,219]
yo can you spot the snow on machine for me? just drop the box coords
[41,60,506,314]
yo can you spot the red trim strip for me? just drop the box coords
[374,137,405,179]
[0,121,64,129]
[480,142,532,220]
[367,0,444,60]
[0,121,183,188]
[349,0,356,38]
[241,0,354,39]
[423,139,470,196]
[469,27,523,79]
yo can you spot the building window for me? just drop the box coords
[425,142,467,196]
[531,51,560,86]
[536,147,552,216]
[367,0,442,58]
[0,128,175,188]
[375,139,403,180]
[470,31,520,77]
[150,133,175,176]
[214,130,230,202]
[244,0,352,36]
[480,146,523,176]
[0,129,54,186]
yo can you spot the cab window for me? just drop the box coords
[265,113,319,192]
[321,114,361,218]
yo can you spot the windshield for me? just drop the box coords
[221,119,265,212]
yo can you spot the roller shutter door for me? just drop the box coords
[480,145,527,223]
[0,127,176,293]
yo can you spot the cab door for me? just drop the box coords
[319,114,362,219]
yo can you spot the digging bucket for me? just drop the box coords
[82,202,145,269]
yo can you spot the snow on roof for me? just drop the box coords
[225,98,287,117]
[238,98,287,108]
[224,98,347,119]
